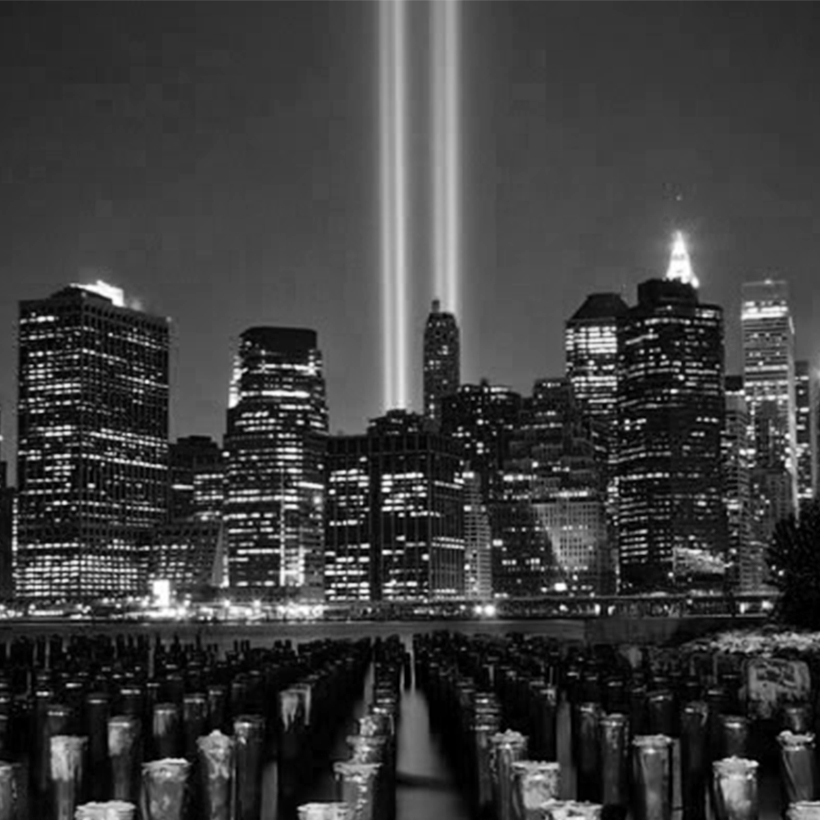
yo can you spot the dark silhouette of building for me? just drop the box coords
[423,299,460,425]
[439,380,522,502]
[224,328,327,599]
[617,248,726,593]
[16,283,169,600]
[325,410,465,601]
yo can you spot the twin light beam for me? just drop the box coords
[380,0,461,412]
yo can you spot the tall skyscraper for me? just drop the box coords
[224,328,327,598]
[0,410,13,600]
[463,470,492,600]
[795,360,815,506]
[565,293,630,426]
[617,238,726,593]
[325,410,465,601]
[423,299,460,424]
[16,283,169,600]
[741,280,797,509]
[440,380,522,502]
[723,376,752,591]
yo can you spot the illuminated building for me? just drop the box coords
[423,299,460,424]
[741,280,797,509]
[224,328,327,599]
[463,471,492,600]
[168,435,225,522]
[16,284,169,600]
[325,410,465,601]
[617,238,726,593]
[795,360,815,506]
[0,412,12,600]
[439,380,522,502]
[723,376,752,591]
[491,378,609,596]
[565,293,629,426]
[146,522,222,593]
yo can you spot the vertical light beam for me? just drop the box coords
[379,0,409,411]
[432,0,460,319]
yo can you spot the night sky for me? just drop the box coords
[1,2,819,465]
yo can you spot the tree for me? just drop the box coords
[766,500,820,629]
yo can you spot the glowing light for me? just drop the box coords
[432,0,461,318]
[665,231,699,289]
[73,280,125,307]
[379,0,409,410]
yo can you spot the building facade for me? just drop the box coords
[617,263,726,593]
[16,283,169,600]
[723,376,753,591]
[423,300,460,425]
[795,360,815,507]
[224,328,327,599]
[741,280,797,511]
[463,471,492,600]
[325,411,465,601]
[565,293,629,427]
[168,435,225,522]
[439,380,521,503]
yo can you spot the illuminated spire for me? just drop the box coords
[665,231,699,289]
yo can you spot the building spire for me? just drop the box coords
[665,231,699,289]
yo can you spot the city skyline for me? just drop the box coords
[0,3,819,458]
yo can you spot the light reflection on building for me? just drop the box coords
[16,284,169,600]
[223,328,327,599]
[325,410,465,601]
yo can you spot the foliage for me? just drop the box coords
[766,500,820,629]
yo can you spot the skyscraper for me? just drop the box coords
[325,410,465,601]
[168,435,225,522]
[795,360,815,507]
[617,238,726,593]
[224,328,327,598]
[463,470,492,600]
[565,293,629,426]
[741,280,797,509]
[723,376,752,591]
[423,299,460,424]
[439,380,521,502]
[16,283,169,600]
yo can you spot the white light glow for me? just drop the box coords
[432,0,461,318]
[73,280,125,307]
[379,0,409,411]
[665,231,699,289]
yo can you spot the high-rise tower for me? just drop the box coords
[423,299,460,424]
[324,410,465,601]
[795,360,815,506]
[16,283,169,600]
[565,293,630,427]
[741,280,797,508]
[617,237,726,593]
[224,328,327,598]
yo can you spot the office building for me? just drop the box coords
[617,238,726,593]
[723,376,752,591]
[16,282,169,600]
[224,328,327,598]
[741,280,797,509]
[325,410,465,601]
[168,435,225,522]
[491,378,609,596]
[565,293,629,427]
[463,471,492,600]
[795,360,815,506]
[440,380,521,502]
[423,299,460,424]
